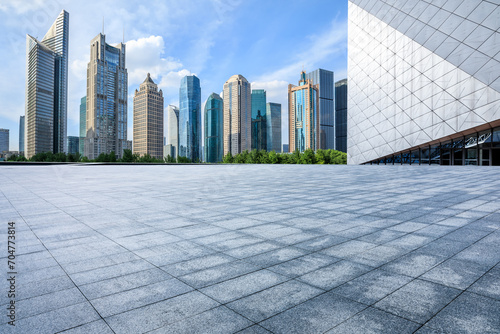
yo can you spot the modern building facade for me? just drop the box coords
[282,144,289,153]
[348,0,500,165]
[25,10,69,158]
[19,116,25,154]
[67,136,79,155]
[0,129,9,153]
[305,69,335,150]
[167,105,179,158]
[133,73,164,159]
[204,93,224,163]
[179,75,201,162]
[223,74,251,156]
[79,96,86,155]
[335,79,347,153]
[251,89,267,150]
[85,33,127,159]
[266,102,282,152]
[288,71,319,153]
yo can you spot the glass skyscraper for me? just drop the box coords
[167,105,179,158]
[266,102,281,152]
[85,33,127,159]
[19,116,25,154]
[288,71,319,152]
[305,69,335,150]
[251,89,267,150]
[67,136,79,155]
[0,129,9,153]
[223,75,251,156]
[179,75,201,162]
[204,93,223,163]
[335,79,347,153]
[79,96,86,155]
[25,10,69,158]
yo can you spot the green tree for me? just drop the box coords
[177,156,191,163]
[121,149,135,162]
[300,149,316,164]
[268,151,278,164]
[222,151,233,163]
[165,154,176,163]
[315,149,329,164]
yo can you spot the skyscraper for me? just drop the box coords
[204,93,223,163]
[251,89,267,150]
[335,79,347,153]
[179,75,201,162]
[349,0,500,165]
[288,71,319,153]
[266,102,281,152]
[0,129,9,153]
[223,75,251,156]
[19,116,25,154]
[167,105,179,158]
[305,69,335,150]
[79,96,86,155]
[133,73,164,159]
[85,33,127,160]
[25,10,69,158]
[67,136,79,155]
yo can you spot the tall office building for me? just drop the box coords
[251,89,267,150]
[19,116,25,154]
[79,96,86,155]
[133,73,164,159]
[0,129,9,153]
[223,74,251,156]
[305,69,335,150]
[288,71,319,153]
[349,0,500,165]
[25,10,69,158]
[335,79,347,153]
[85,33,127,159]
[167,105,179,158]
[204,93,223,163]
[179,75,201,162]
[266,102,282,152]
[67,136,79,155]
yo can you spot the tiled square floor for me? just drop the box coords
[0,164,499,333]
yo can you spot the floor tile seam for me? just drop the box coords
[78,274,176,301]
[321,302,422,334]
[0,283,80,308]
[251,289,368,332]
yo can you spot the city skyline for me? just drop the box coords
[0,1,348,151]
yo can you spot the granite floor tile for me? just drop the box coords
[259,293,366,334]
[299,260,373,290]
[374,279,461,324]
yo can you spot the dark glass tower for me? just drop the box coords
[204,93,223,163]
[25,10,69,158]
[305,69,335,150]
[335,79,347,153]
[251,89,267,150]
[179,75,201,162]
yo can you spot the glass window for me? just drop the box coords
[421,146,430,165]
[394,154,402,164]
[478,130,492,148]
[386,156,394,165]
[402,151,411,164]
[441,140,452,165]
[410,149,420,165]
[453,137,464,165]
[465,133,478,165]
[479,149,490,166]
[492,127,500,147]
[430,144,441,165]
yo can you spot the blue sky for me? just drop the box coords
[0,0,347,151]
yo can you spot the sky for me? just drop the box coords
[0,0,348,152]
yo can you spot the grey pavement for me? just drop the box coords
[0,164,499,333]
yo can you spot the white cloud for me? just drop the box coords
[126,35,184,86]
